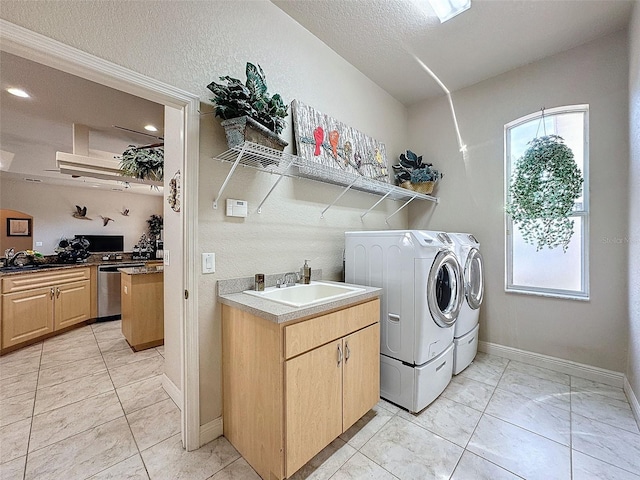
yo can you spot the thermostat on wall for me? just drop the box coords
[226,199,248,218]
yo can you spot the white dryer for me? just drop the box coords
[448,233,484,375]
[345,230,464,413]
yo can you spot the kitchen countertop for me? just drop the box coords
[218,280,381,324]
[118,265,164,275]
[0,260,163,277]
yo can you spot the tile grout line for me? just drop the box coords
[95,321,153,480]
[22,340,44,480]
[453,358,527,480]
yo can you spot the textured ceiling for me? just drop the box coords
[272,0,635,105]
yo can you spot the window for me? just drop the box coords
[505,105,589,299]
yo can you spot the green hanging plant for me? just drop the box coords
[506,135,583,251]
[119,145,164,182]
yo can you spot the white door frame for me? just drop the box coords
[0,20,201,450]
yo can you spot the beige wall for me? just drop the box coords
[0,0,410,427]
[628,4,640,400]
[0,209,33,253]
[0,177,162,255]
[407,31,630,372]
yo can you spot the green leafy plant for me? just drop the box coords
[119,145,164,182]
[147,214,163,243]
[506,135,583,251]
[392,150,443,184]
[207,62,288,135]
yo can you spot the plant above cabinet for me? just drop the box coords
[392,150,443,195]
[207,63,289,151]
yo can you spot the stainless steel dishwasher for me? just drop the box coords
[97,263,144,319]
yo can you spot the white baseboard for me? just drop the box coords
[200,416,223,446]
[624,376,640,429]
[162,374,183,410]
[478,341,625,388]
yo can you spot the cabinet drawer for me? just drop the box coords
[285,299,379,359]
[2,268,90,294]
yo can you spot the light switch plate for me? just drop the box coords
[202,253,215,274]
[163,250,170,266]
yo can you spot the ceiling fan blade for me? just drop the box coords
[112,125,164,140]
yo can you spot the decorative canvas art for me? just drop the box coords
[291,100,389,183]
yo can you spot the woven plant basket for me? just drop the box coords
[400,180,435,195]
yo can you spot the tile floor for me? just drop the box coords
[1,323,639,480]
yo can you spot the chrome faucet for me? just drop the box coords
[276,272,299,288]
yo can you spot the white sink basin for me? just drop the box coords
[243,281,366,308]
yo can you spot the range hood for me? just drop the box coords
[56,124,163,188]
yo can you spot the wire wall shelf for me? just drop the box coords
[212,142,439,220]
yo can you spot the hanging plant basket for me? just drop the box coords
[119,145,164,182]
[506,135,583,251]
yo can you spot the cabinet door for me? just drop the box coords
[2,287,54,348]
[342,323,380,431]
[54,280,91,330]
[285,340,343,477]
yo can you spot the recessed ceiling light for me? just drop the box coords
[144,125,158,132]
[427,0,471,23]
[7,87,30,98]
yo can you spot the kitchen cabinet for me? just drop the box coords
[1,268,91,349]
[120,268,163,351]
[222,298,380,480]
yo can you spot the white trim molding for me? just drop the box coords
[200,417,224,446]
[478,341,625,387]
[163,374,183,410]
[624,377,640,429]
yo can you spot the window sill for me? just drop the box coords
[505,287,590,302]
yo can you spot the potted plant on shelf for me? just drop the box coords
[506,135,582,251]
[119,145,164,183]
[207,62,288,151]
[392,150,443,195]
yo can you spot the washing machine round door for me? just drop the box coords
[427,250,464,327]
[465,248,484,310]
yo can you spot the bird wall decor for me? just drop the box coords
[121,208,130,216]
[72,205,91,220]
[99,215,114,226]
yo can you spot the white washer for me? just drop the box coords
[448,233,484,375]
[345,230,464,413]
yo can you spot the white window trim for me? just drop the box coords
[504,104,590,300]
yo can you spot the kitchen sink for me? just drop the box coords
[243,281,365,308]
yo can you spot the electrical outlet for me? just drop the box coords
[164,250,170,266]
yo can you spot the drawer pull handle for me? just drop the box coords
[345,343,350,362]
[436,360,447,372]
[388,314,400,323]
[50,288,55,299]
[55,287,61,298]
[337,344,343,367]
[468,336,475,345]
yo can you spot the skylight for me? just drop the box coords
[428,0,471,23]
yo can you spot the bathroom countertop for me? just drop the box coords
[218,280,381,324]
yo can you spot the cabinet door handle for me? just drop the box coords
[55,287,61,298]
[337,344,343,367]
[345,342,350,362]
[50,287,55,299]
